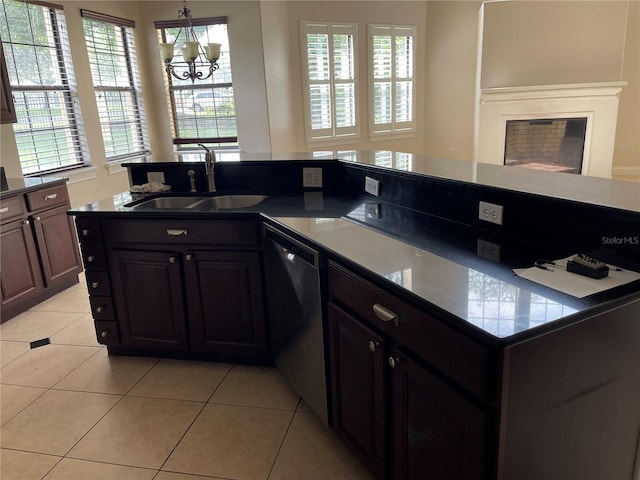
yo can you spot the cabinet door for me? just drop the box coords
[390,348,487,480]
[328,302,387,480]
[0,218,43,311]
[31,205,82,287]
[185,251,267,359]
[110,249,188,350]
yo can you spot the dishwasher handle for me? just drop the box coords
[265,224,319,269]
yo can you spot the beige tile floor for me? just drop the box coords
[0,278,373,480]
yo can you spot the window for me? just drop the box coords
[82,10,149,162]
[369,25,415,137]
[155,16,236,150]
[0,0,88,174]
[301,22,358,145]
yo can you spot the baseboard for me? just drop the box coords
[612,166,640,176]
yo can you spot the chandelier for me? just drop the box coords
[158,0,221,83]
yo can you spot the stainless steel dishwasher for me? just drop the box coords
[263,224,328,426]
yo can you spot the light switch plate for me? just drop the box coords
[303,168,323,188]
[365,176,380,196]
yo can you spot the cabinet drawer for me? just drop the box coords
[75,218,102,244]
[26,184,69,212]
[0,194,26,224]
[81,245,107,270]
[102,218,261,248]
[328,262,490,399]
[94,320,119,346]
[85,271,111,296]
[89,296,115,320]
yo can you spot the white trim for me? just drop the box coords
[476,82,627,178]
[42,166,98,184]
[612,166,640,176]
[106,159,131,175]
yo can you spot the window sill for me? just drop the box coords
[369,130,415,142]
[41,166,97,184]
[106,159,130,175]
[306,135,360,149]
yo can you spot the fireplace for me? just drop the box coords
[476,82,626,178]
[504,117,587,174]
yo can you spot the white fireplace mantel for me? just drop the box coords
[475,82,626,178]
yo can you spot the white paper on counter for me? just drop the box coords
[513,256,640,298]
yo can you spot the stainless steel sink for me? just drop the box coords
[126,196,206,209]
[126,195,268,211]
[190,195,268,211]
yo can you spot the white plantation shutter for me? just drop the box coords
[82,10,149,161]
[301,22,358,144]
[1,0,89,174]
[369,25,416,137]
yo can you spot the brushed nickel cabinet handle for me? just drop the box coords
[91,282,100,289]
[81,229,90,236]
[44,193,58,200]
[369,341,379,352]
[166,229,187,236]
[388,356,400,368]
[100,330,109,338]
[186,254,193,261]
[35,216,41,221]
[373,303,399,326]
[0,207,8,213]
[95,306,104,314]
[86,255,95,263]
[169,257,176,263]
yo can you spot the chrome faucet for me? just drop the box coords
[198,143,217,192]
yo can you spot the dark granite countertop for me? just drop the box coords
[68,188,640,348]
[0,176,68,198]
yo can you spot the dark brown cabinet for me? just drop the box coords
[110,249,188,350]
[389,347,486,480]
[328,261,489,480]
[1,182,81,321]
[185,250,267,358]
[328,302,387,479]
[75,215,268,361]
[0,217,43,312]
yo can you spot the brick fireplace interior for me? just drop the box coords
[504,117,587,174]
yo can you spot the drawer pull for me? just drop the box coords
[369,341,379,352]
[166,229,188,236]
[91,282,100,289]
[0,207,8,213]
[35,216,41,222]
[169,257,176,264]
[100,330,109,338]
[373,303,399,326]
[95,306,104,314]
[44,193,58,200]
[81,229,90,237]
[388,356,400,369]
[87,255,95,263]
[186,254,193,261]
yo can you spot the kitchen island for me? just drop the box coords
[69,153,640,480]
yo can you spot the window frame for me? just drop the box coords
[154,16,238,151]
[1,0,89,175]
[368,24,416,140]
[300,21,359,147]
[81,9,150,162]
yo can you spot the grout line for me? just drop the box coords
[265,398,301,480]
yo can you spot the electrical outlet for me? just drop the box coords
[303,167,323,188]
[477,238,501,262]
[365,176,380,196]
[478,201,504,225]
[147,172,165,184]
